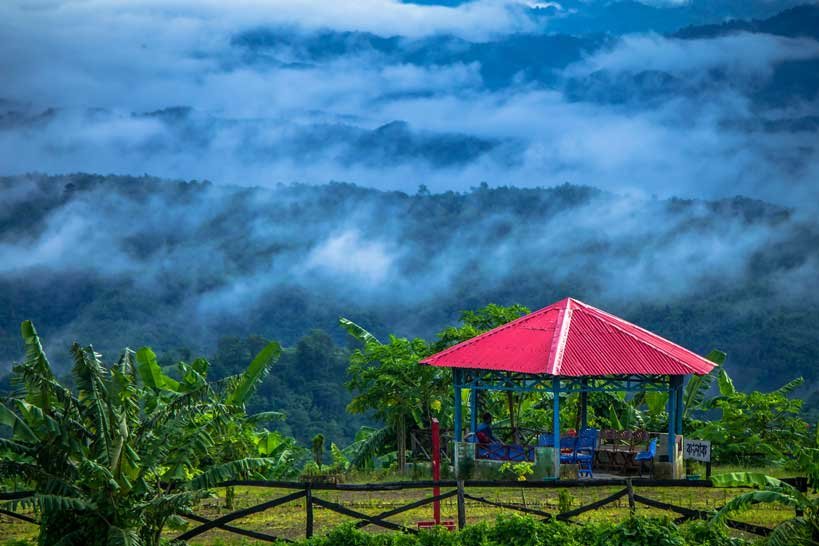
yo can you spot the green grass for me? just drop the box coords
[172,481,795,544]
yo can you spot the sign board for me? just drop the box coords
[683,439,711,462]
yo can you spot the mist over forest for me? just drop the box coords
[1,0,819,442]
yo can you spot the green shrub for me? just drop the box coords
[681,521,752,546]
[457,521,493,546]
[202,515,746,546]
[488,513,545,546]
[415,527,460,546]
[308,523,392,546]
[558,489,574,514]
[597,517,686,546]
[462,514,580,546]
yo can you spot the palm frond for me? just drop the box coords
[339,317,381,345]
[717,368,736,396]
[78,458,117,487]
[682,350,724,417]
[141,490,207,513]
[346,425,393,469]
[0,461,47,483]
[107,525,144,546]
[713,490,800,525]
[19,320,56,412]
[766,518,813,546]
[71,343,113,465]
[0,401,39,443]
[134,384,214,438]
[135,347,180,392]
[116,347,137,378]
[188,458,275,490]
[775,377,805,396]
[711,472,809,528]
[33,493,95,513]
[711,472,795,491]
[246,411,286,425]
[225,342,281,406]
[0,436,36,456]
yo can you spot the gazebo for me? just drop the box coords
[420,297,716,477]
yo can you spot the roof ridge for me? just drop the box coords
[576,304,709,374]
[420,298,569,365]
[549,304,573,375]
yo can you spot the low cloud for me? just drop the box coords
[3,174,814,318]
[569,32,819,79]
[305,230,395,283]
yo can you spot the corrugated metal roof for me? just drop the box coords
[420,298,715,376]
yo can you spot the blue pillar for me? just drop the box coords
[580,379,588,430]
[552,377,561,478]
[667,376,676,463]
[453,370,463,442]
[675,379,684,435]
[470,387,478,437]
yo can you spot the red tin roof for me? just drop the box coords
[421,298,715,376]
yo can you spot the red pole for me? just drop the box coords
[431,417,441,525]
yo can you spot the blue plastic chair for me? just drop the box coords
[634,438,657,478]
[558,436,577,465]
[574,428,598,478]
[540,432,596,477]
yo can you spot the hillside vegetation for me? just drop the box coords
[2,174,819,442]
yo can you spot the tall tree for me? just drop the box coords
[342,319,447,473]
[342,303,529,470]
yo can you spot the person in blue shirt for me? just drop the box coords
[475,412,501,444]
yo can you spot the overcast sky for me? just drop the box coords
[1,0,818,207]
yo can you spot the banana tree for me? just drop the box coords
[712,472,819,545]
[341,305,532,471]
[0,321,283,546]
[333,425,394,471]
[134,342,299,508]
[620,349,726,431]
[693,371,808,464]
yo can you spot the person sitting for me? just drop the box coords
[475,412,501,444]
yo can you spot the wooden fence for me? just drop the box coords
[0,477,808,543]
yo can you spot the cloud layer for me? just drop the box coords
[1,1,818,210]
[2,174,815,350]
[1,1,819,370]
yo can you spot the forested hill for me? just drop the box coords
[675,4,819,40]
[2,173,819,437]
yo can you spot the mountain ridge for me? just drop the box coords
[1,173,817,408]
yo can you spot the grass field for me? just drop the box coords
[0,465,804,545]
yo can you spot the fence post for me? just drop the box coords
[432,418,441,525]
[305,484,314,539]
[457,480,466,530]
[626,479,635,515]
